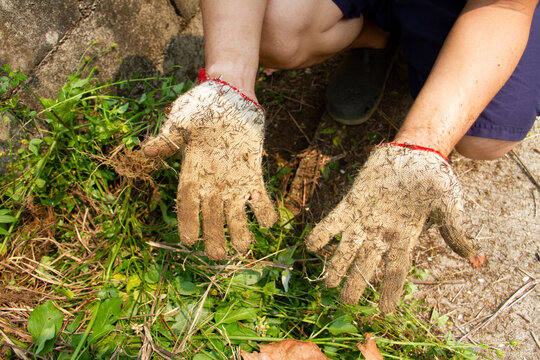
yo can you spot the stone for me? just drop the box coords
[0,0,82,73]
[172,0,200,22]
[0,0,204,109]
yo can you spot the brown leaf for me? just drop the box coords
[240,339,331,360]
[356,333,383,360]
[469,254,487,269]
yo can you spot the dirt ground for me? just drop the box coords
[259,54,540,359]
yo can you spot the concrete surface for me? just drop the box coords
[0,0,204,107]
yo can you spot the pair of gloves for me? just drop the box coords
[143,71,483,313]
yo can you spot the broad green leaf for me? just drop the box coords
[171,304,213,334]
[327,315,358,335]
[126,274,141,293]
[144,264,160,284]
[356,306,377,316]
[66,312,84,333]
[27,301,64,354]
[175,278,197,295]
[232,269,263,286]
[35,178,47,188]
[222,322,258,338]
[215,306,258,325]
[0,214,17,223]
[193,354,215,360]
[88,297,122,343]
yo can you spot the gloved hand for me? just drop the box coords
[306,143,485,313]
[143,70,277,260]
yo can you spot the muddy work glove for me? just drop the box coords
[306,143,485,313]
[143,70,277,260]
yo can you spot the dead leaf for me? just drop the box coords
[357,333,383,360]
[240,339,330,360]
[469,254,487,269]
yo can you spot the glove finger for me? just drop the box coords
[201,194,227,260]
[305,199,349,252]
[340,243,385,305]
[142,127,189,158]
[325,229,366,288]
[177,181,200,247]
[225,199,254,254]
[432,195,477,259]
[379,230,416,314]
[247,185,277,228]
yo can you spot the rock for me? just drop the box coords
[171,0,200,22]
[0,0,81,73]
[0,0,204,109]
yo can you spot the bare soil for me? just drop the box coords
[259,54,540,359]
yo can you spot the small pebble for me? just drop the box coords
[478,278,485,283]
[458,314,463,320]
[340,169,345,174]
[428,257,432,261]
[522,276,530,282]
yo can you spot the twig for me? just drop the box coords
[508,150,540,191]
[451,285,465,303]
[376,109,400,131]
[201,261,293,271]
[411,279,465,285]
[459,279,539,342]
[532,190,537,217]
[531,330,540,351]
[280,93,316,109]
[287,110,311,143]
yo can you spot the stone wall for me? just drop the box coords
[0,0,204,168]
[0,0,204,107]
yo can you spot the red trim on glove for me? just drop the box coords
[198,68,262,109]
[381,142,450,163]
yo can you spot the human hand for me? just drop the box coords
[143,71,277,260]
[306,143,485,313]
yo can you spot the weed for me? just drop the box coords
[0,66,492,359]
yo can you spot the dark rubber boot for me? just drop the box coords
[326,37,399,125]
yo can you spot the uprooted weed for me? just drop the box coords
[0,64,493,359]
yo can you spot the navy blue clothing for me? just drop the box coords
[332,0,540,141]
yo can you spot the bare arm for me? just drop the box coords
[395,0,537,155]
[201,0,268,100]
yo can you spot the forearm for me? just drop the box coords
[396,0,536,155]
[201,0,267,99]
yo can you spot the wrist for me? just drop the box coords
[393,128,455,158]
[199,68,262,110]
[204,63,258,100]
[381,142,449,163]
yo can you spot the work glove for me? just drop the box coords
[306,143,485,313]
[143,70,277,260]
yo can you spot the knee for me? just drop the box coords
[454,135,520,160]
[260,24,307,69]
[259,0,320,69]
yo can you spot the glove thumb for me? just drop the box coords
[142,126,190,158]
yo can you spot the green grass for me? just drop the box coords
[0,64,493,359]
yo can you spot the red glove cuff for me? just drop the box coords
[381,142,450,163]
[198,68,262,109]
